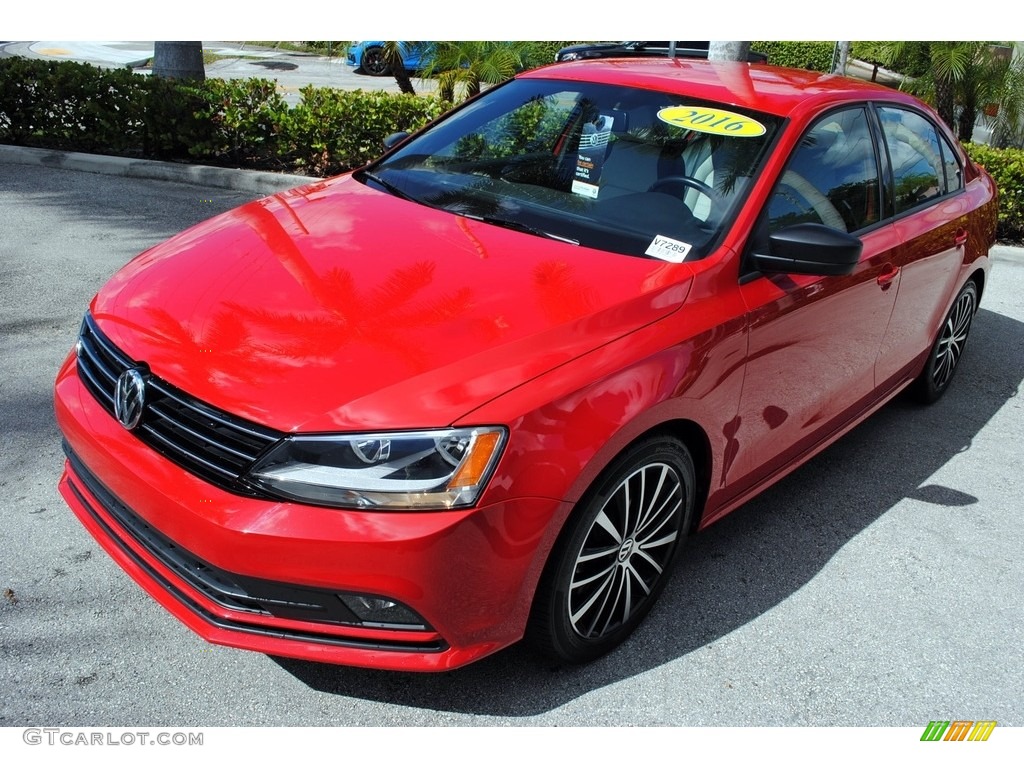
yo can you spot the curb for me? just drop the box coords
[0,144,320,195]
[992,244,1024,263]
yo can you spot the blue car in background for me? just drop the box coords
[347,42,430,76]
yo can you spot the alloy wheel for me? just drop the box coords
[567,461,684,640]
[361,47,390,76]
[931,287,976,392]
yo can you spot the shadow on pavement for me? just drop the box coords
[253,60,299,71]
[274,306,1024,715]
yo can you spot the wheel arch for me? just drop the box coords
[524,423,708,661]
[641,419,713,533]
[560,417,714,538]
[969,266,986,306]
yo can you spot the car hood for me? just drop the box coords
[91,175,692,432]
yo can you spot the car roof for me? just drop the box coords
[522,58,910,119]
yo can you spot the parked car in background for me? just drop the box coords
[56,58,997,672]
[555,41,768,64]
[346,41,429,76]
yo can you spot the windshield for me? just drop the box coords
[362,78,782,261]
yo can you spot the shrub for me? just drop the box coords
[0,56,451,175]
[753,41,835,72]
[967,143,1024,242]
[288,87,449,175]
[0,58,149,153]
[187,78,292,169]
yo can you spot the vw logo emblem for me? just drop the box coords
[114,368,147,430]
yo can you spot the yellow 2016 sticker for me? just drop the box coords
[657,106,766,137]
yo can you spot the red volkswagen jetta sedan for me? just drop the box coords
[55,59,997,671]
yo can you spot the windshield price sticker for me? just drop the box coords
[645,235,692,262]
[657,106,766,137]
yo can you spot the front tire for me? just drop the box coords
[528,436,695,664]
[913,281,978,403]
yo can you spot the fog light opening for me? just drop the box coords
[338,593,428,629]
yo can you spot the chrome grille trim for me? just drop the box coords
[75,314,283,493]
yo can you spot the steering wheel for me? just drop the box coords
[648,176,726,220]
[778,171,847,232]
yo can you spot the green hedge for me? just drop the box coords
[754,41,835,72]
[0,58,147,152]
[967,143,1024,243]
[0,56,449,175]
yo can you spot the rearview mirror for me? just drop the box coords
[383,131,410,151]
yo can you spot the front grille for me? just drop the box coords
[76,314,283,494]
[65,447,443,651]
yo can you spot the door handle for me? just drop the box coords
[877,263,900,288]
[954,228,969,247]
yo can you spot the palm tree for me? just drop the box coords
[990,53,1024,147]
[879,41,1013,142]
[382,41,418,95]
[419,41,544,103]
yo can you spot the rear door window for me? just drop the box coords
[877,107,950,214]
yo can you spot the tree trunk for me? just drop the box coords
[934,77,956,134]
[708,41,750,62]
[833,41,850,75]
[152,41,205,81]
[391,68,416,95]
[388,55,416,95]
[958,98,978,143]
[383,43,416,95]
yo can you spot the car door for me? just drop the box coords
[727,106,902,492]
[871,105,973,387]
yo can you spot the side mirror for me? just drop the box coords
[752,223,862,276]
[383,131,410,151]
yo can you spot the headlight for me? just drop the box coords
[246,427,506,510]
[558,52,580,62]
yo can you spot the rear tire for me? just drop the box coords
[527,436,695,663]
[912,281,977,404]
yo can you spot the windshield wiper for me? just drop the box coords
[358,169,419,204]
[462,213,579,245]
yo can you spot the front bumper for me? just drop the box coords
[55,352,568,671]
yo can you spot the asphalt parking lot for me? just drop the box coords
[0,160,1022,728]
